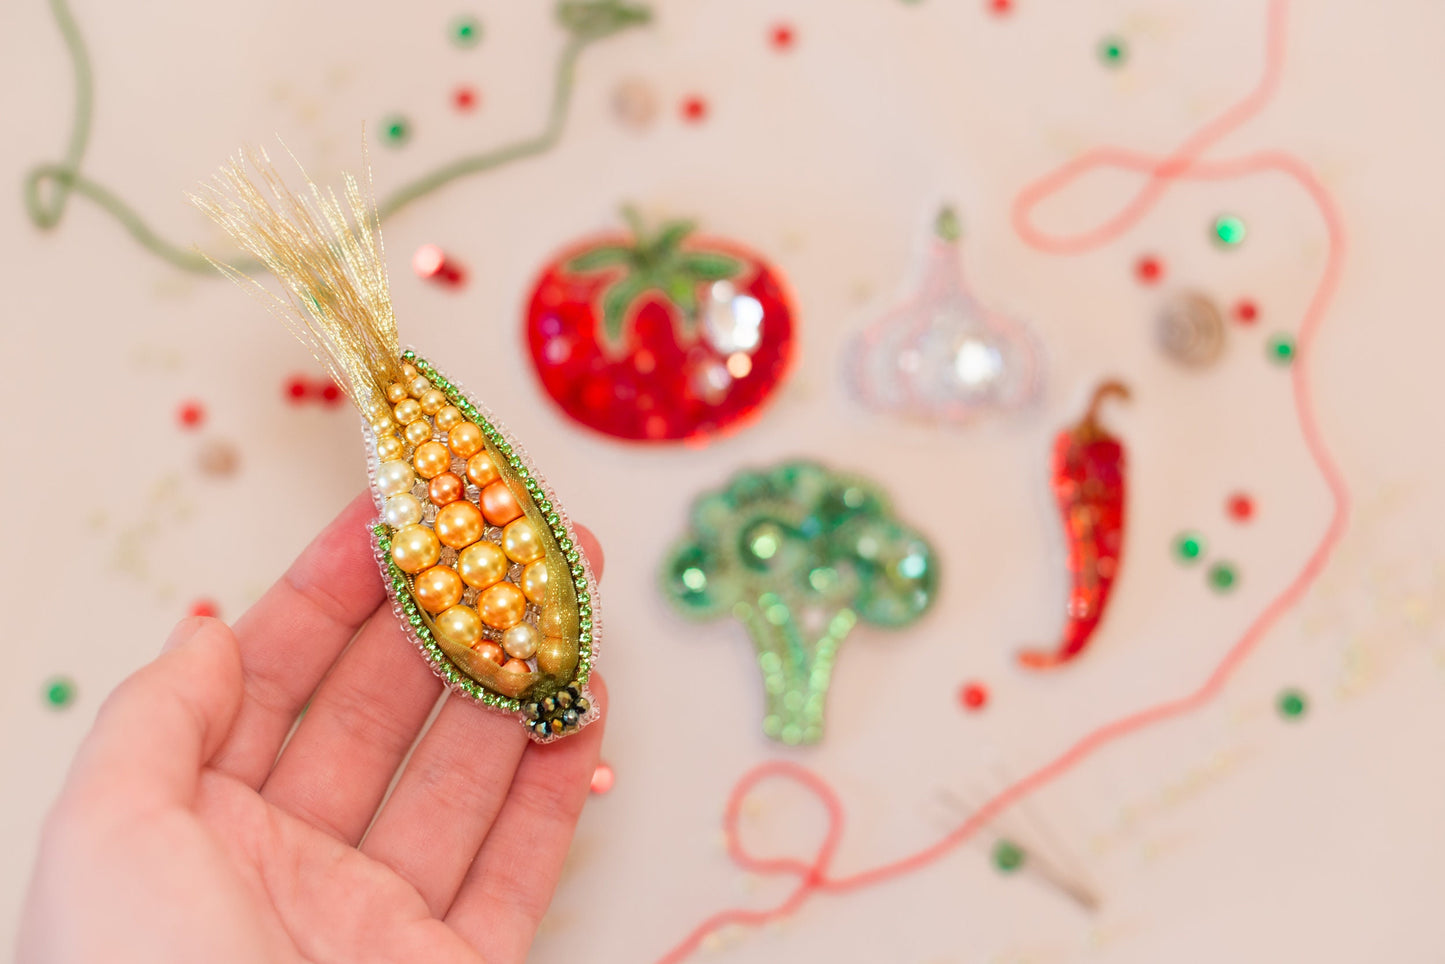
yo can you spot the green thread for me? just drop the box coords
[23,0,650,275]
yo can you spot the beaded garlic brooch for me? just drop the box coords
[196,152,599,740]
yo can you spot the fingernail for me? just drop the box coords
[162,617,206,653]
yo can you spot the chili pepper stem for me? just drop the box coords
[1074,379,1129,441]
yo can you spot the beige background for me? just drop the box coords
[3,0,1444,960]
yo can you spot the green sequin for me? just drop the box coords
[44,676,76,709]
[993,840,1026,873]
[1278,688,1307,719]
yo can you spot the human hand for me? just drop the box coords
[19,493,606,964]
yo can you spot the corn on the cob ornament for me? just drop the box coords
[195,151,599,740]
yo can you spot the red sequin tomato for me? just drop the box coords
[525,213,795,443]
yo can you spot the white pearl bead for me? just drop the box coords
[376,460,416,497]
[383,493,423,528]
[501,622,539,660]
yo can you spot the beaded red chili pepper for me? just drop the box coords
[1020,380,1129,669]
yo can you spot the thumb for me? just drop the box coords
[66,617,245,811]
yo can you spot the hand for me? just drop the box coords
[19,493,607,964]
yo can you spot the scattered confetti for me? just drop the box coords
[177,400,205,429]
[993,839,1026,873]
[1207,562,1238,592]
[450,15,482,48]
[44,676,76,709]
[1212,213,1247,247]
[1227,493,1255,522]
[680,95,708,123]
[770,23,795,50]
[590,762,615,794]
[412,243,467,287]
[1277,688,1308,719]
[1174,531,1205,564]
[1234,299,1258,324]
[189,598,219,618]
[452,85,479,111]
[1267,333,1295,365]
[958,681,989,711]
[1135,255,1163,284]
[381,116,410,146]
[1098,35,1128,67]
[197,438,241,478]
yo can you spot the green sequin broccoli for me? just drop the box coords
[662,461,938,744]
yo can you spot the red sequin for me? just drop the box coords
[1234,299,1258,323]
[590,762,615,794]
[285,376,310,402]
[959,682,989,710]
[1135,255,1163,284]
[680,96,708,122]
[452,86,478,111]
[319,380,342,405]
[189,599,219,618]
[770,24,795,49]
[177,400,205,429]
[1228,492,1255,521]
[989,0,1013,13]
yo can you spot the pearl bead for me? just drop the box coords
[448,422,485,459]
[419,389,447,415]
[502,622,539,660]
[480,481,523,526]
[478,582,527,630]
[538,606,568,637]
[386,382,409,403]
[520,560,550,605]
[375,436,404,461]
[412,440,452,479]
[402,362,418,379]
[435,501,485,549]
[535,635,577,678]
[383,492,423,528]
[501,658,531,675]
[404,420,434,446]
[466,452,500,488]
[435,405,464,432]
[370,415,397,437]
[472,641,506,665]
[502,519,544,564]
[458,541,508,589]
[434,604,482,648]
[408,375,433,398]
[413,565,463,614]
[376,460,416,497]
[365,398,389,418]
[428,472,464,506]
[391,524,440,574]
[394,398,424,424]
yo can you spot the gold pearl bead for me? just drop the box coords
[393,398,424,424]
[502,519,544,564]
[375,436,404,461]
[502,622,539,660]
[408,375,433,398]
[435,405,463,432]
[419,389,447,415]
[472,641,506,665]
[402,362,418,379]
[428,471,464,506]
[391,524,440,574]
[465,452,499,488]
[477,582,527,630]
[520,560,550,605]
[480,480,523,526]
[386,382,409,404]
[458,541,508,589]
[375,460,416,497]
[383,492,423,528]
[365,398,390,418]
[434,501,485,549]
[538,606,568,637]
[404,420,434,446]
[535,636,578,678]
[448,422,485,459]
[370,415,397,437]
[413,565,463,614]
[412,440,452,480]
[434,605,482,648]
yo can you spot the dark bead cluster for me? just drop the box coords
[522,685,590,737]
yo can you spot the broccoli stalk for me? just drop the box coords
[662,461,938,744]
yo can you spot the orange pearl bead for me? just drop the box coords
[435,405,463,432]
[477,582,527,630]
[419,389,447,415]
[465,452,500,488]
[500,658,531,675]
[520,560,550,605]
[434,501,485,549]
[428,471,464,506]
[386,382,409,403]
[458,541,508,589]
[391,524,440,574]
[448,422,485,459]
[412,440,452,480]
[404,420,433,446]
[480,480,523,526]
[435,605,482,648]
[502,519,544,564]
[472,641,507,665]
[413,565,463,614]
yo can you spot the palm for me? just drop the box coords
[21,494,606,964]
